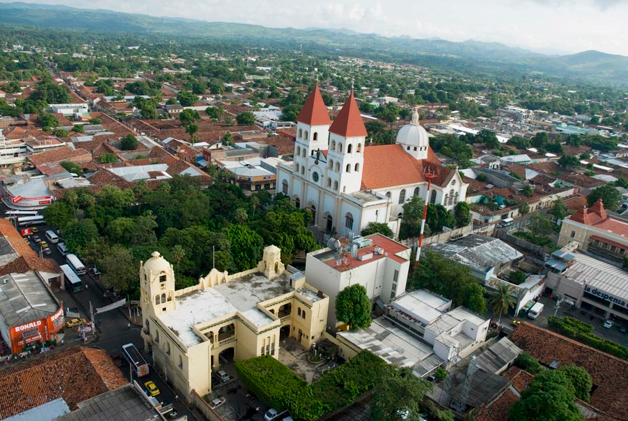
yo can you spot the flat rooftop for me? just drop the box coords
[313,234,409,273]
[159,288,237,348]
[338,317,440,375]
[392,290,451,325]
[0,272,59,327]
[563,253,628,303]
[430,235,522,273]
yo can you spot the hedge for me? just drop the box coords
[548,316,628,360]
[235,351,388,421]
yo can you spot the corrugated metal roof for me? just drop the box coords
[563,253,628,302]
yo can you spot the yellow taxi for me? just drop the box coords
[145,381,160,397]
[65,318,86,328]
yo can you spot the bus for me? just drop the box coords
[61,264,84,292]
[5,210,38,217]
[66,254,86,275]
[16,215,45,226]
[122,343,150,377]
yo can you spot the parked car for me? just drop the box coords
[217,370,230,383]
[65,318,86,328]
[31,227,39,233]
[43,247,52,256]
[90,267,101,277]
[264,409,288,421]
[603,320,614,329]
[32,235,41,243]
[40,241,49,249]
[145,381,160,397]
[209,397,225,409]
[620,326,628,334]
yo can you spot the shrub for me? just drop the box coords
[236,351,388,421]
[514,352,544,375]
[548,316,628,359]
[436,367,447,380]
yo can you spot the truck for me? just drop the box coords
[527,302,544,320]
[122,343,150,377]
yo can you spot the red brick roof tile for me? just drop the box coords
[296,82,331,126]
[329,90,366,137]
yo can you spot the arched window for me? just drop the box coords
[327,178,332,188]
[296,146,301,156]
[335,162,340,172]
[282,180,288,194]
[338,143,343,153]
[345,213,354,230]
[399,189,406,204]
[444,194,449,205]
[329,159,334,169]
[305,131,309,140]
[414,187,420,197]
[155,330,160,343]
[161,293,166,303]
[311,150,315,156]
[301,166,305,175]
[155,295,160,305]
[357,143,362,152]
[178,355,183,369]
[333,181,338,190]
[313,132,318,141]
[346,164,351,173]
[430,189,437,204]
[331,140,336,150]
[298,128,302,139]
[385,192,391,198]
[454,192,459,204]
[348,144,353,153]
[166,342,171,355]
[448,189,455,206]
[302,149,306,158]
[295,163,300,173]
[295,198,300,208]
[354,163,359,172]
[407,146,410,151]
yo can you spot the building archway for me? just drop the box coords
[324,213,333,233]
[308,203,317,224]
[280,325,291,340]
[219,347,235,364]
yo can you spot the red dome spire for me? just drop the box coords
[296,82,331,126]
[329,90,367,137]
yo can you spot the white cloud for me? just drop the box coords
[17,0,628,55]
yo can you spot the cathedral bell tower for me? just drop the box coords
[140,251,176,317]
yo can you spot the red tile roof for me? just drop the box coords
[296,82,331,127]
[323,233,409,272]
[474,367,533,421]
[361,144,451,190]
[568,199,628,237]
[28,147,92,168]
[0,346,127,419]
[510,323,628,420]
[0,219,37,258]
[0,256,61,276]
[329,90,367,137]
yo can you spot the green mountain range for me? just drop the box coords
[1,2,627,86]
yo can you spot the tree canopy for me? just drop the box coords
[587,184,622,212]
[336,284,372,330]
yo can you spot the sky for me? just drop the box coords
[17,0,628,56]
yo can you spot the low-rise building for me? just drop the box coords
[305,233,411,329]
[140,246,329,401]
[558,199,628,262]
[546,246,628,324]
[337,289,490,376]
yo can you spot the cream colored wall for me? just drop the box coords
[558,220,591,248]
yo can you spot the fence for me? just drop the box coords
[399,224,474,248]
[191,390,225,421]
[494,229,546,258]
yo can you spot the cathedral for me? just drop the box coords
[276,83,468,238]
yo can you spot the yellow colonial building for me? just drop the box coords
[139,245,329,401]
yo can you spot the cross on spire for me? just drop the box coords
[351,77,355,90]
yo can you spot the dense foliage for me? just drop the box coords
[548,316,628,359]
[335,284,372,330]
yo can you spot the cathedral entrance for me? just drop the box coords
[325,215,333,233]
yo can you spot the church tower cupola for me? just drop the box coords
[396,107,430,160]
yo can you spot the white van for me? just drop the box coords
[499,218,514,228]
[57,242,69,256]
[45,230,59,244]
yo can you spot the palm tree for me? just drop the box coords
[490,283,516,324]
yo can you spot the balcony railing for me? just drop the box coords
[218,331,235,343]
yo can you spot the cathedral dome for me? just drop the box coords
[396,108,429,149]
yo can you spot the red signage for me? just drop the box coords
[11,195,22,204]
[21,228,32,236]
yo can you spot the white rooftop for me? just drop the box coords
[107,164,171,182]
[392,290,452,325]
[160,288,237,348]
[213,274,293,313]
[563,253,628,304]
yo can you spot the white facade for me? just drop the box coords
[304,233,411,329]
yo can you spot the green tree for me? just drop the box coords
[400,195,426,239]
[490,283,516,323]
[236,112,255,125]
[521,184,534,197]
[558,155,580,167]
[62,219,99,253]
[370,366,432,421]
[89,118,102,124]
[514,353,543,375]
[185,122,199,141]
[508,369,583,421]
[361,222,394,238]
[559,365,592,402]
[98,245,140,294]
[179,109,201,126]
[509,270,527,285]
[99,153,117,164]
[336,284,372,330]
[60,161,82,176]
[454,202,471,227]
[53,128,69,137]
[477,129,500,150]
[222,131,234,146]
[528,214,553,239]
[550,199,570,221]
[225,224,264,272]
[42,202,76,230]
[518,201,530,221]
[106,214,157,246]
[587,185,622,212]
[72,125,84,133]
[120,134,139,150]
[177,90,198,107]
[38,113,59,130]
[172,244,186,279]
[206,106,220,119]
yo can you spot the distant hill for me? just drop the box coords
[1,2,627,86]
